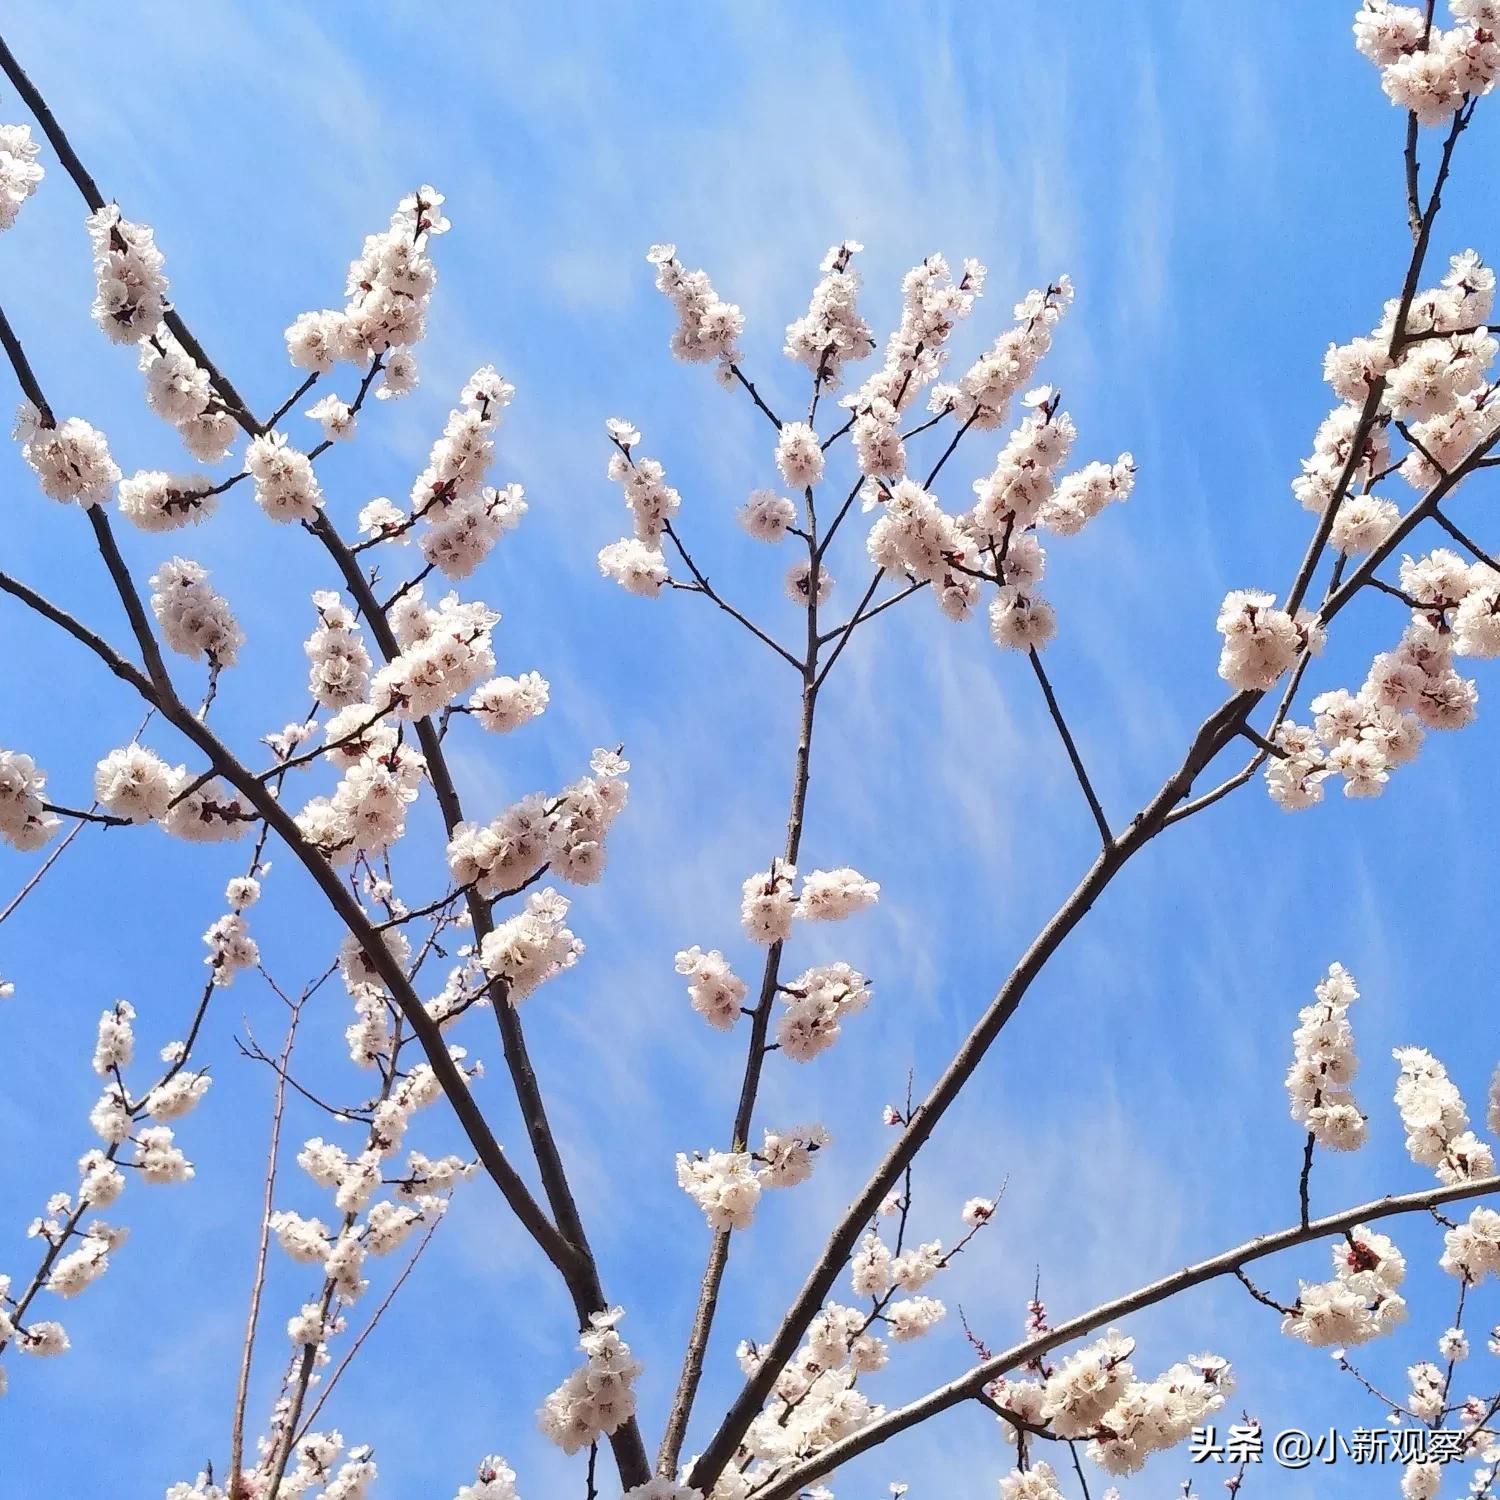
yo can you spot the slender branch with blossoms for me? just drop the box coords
[4,6,1500,1500]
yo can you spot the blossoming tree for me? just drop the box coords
[4,5,1500,1499]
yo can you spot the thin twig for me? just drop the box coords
[1027,649,1112,847]
[1297,1129,1316,1230]
[729,363,782,430]
[294,1215,441,1440]
[228,994,305,1498]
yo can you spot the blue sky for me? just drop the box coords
[2,3,1499,1496]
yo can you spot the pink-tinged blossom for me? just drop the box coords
[0,124,43,231]
[15,406,119,506]
[1286,963,1369,1151]
[85,205,168,345]
[0,749,59,852]
[647,243,744,373]
[244,431,322,522]
[538,1307,642,1455]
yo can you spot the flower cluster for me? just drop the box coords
[447,749,630,902]
[372,587,500,720]
[624,1483,700,1500]
[598,536,670,597]
[336,929,415,1067]
[998,1462,1065,1500]
[201,911,259,986]
[14,404,119,507]
[0,748,59,852]
[848,253,984,418]
[597,421,684,591]
[989,1332,1233,1478]
[286,186,448,376]
[1270,551,1498,807]
[139,329,238,462]
[703,1152,1004,1497]
[674,947,747,1030]
[1393,1045,1496,1184]
[784,554,831,604]
[1286,962,1368,1151]
[305,591,373,709]
[738,862,878,944]
[776,962,873,1061]
[148,557,244,669]
[293,718,425,864]
[1,989,216,1390]
[732,1316,886,1478]
[0,123,43,232]
[477,889,582,1001]
[1227,238,1500,788]
[675,1149,762,1231]
[783,240,875,392]
[939,278,1074,430]
[1439,1205,1500,1279]
[670,863,879,1055]
[178,1429,379,1500]
[244,430,323,523]
[118,469,216,533]
[740,489,797,542]
[400,366,527,579]
[73,201,239,459]
[865,478,977,617]
[306,392,356,442]
[675,1123,829,1230]
[84,204,168,345]
[269,1098,461,1347]
[647,243,744,373]
[883,400,1124,645]
[1282,1225,1408,1346]
[453,1456,521,1500]
[608,426,680,540]
[617,248,1130,662]
[1215,588,1325,693]
[538,1307,643,1455]
[1355,1,1500,126]
[775,422,824,489]
[93,743,251,842]
[468,670,549,734]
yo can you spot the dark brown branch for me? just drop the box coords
[301,509,653,1489]
[0,300,54,424]
[1298,1129,1316,1229]
[1431,505,1500,572]
[1027,648,1111,847]
[923,409,978,488]
[729,363,783,430]
[1232,1267,1294,1316]
[663,521,802,670]
[1283,100,1471,620]
[658,646,819,1474]
[40,802,129,828]
[266,372,320,430]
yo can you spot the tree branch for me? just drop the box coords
[0,565,581,1286]
[658,593,820,1474]
[1027,649,1111,847]
[728,363,783,430]
[750,1174,1500,1499]
[689,408,1500,1499]
[228,989,304,1497]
